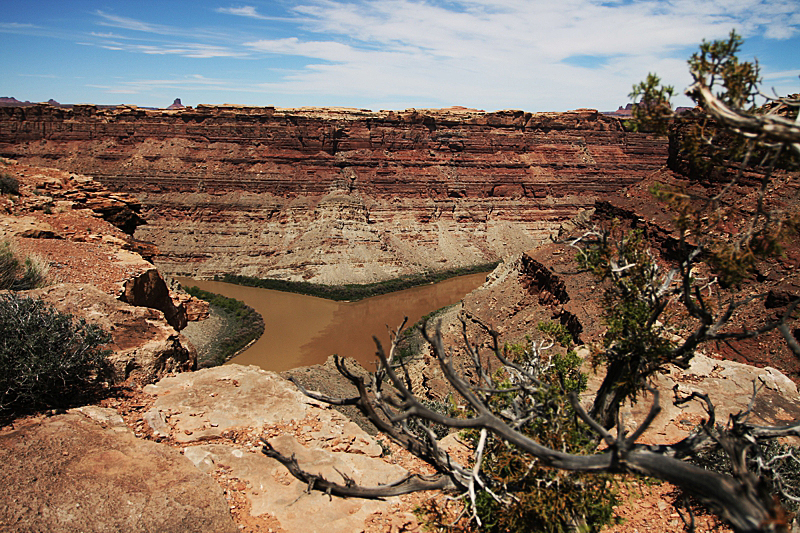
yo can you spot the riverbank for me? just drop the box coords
[217,262,500,302]
[180,272,488,372]
[181,286,265,367]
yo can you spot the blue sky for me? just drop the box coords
[1,0,798,111]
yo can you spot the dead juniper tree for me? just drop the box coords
[263,33,800,533]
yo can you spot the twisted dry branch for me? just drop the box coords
[264,318,794,533]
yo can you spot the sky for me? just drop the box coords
[1,0,798,112]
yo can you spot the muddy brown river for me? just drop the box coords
[180,273,487,372]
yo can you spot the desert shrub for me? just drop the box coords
[406,397,452,441]
[689,441,800,516]
[0,293,111,419]
[0,241,49,290]
[0,172,19,195]
[479,351,615,532]
[436,328,618,533]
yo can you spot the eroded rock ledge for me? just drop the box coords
[1,160,197,382]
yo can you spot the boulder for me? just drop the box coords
[592,352,800,444]
[143,365,411,531]
[0,215,62,239]
[119,267,188,330]
[25,283,195,383]
[0,407,237,533]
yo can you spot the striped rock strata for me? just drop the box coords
[0,104,667,283]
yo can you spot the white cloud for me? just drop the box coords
[245,37,361,61]
[95,11,165,34]
[762,69,800,81]
[764,23,797,39]
[8,1,796,110]
[82,75,257,100]
[129,43,246,58]
[0,22,38,30]
[233,0,800,110]
[216,6,271,20]
[94,10,232,42]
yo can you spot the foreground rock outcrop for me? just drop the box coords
[0,104,667,283]
[0,160,196,382]
[1,364,428,533]
[26,283,195,383]
[0,406,237,533]
[140,364,416,533]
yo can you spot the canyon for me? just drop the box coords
[0,103,667,283]
[2,101,799,532]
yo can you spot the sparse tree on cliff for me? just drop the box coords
[264,33,800,533]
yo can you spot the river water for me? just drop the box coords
[179,273,487,372]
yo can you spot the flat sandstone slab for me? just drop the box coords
[0,406,237,533]
[143,364,413,532]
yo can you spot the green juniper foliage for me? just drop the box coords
[576,227,675,428]
[454,324,617,533]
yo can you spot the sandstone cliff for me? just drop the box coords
[0,159,196,381]
[0,104,667,283]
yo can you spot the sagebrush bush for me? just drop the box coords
[0,293,111,418]
[0,172,19,195]
[0,241,49,290]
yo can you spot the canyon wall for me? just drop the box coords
[0,104,667,283]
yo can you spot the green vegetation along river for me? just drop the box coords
[178,273,487,372]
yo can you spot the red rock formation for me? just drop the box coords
[0,104,668,283]
[0,104,665,194]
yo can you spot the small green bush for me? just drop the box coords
[471,346,615,533]
[426,326,618,533]
[0,293,111,419]
[0,241,49,290]
[0,173,19,195]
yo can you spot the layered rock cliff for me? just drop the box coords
[0,104,667,283]
[0,159,196,382]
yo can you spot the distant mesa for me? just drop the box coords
[603,103,634,118]
[167,98,184,110]
[603,102,695,117]
[0,97,33,107]
[0,97,63,107]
